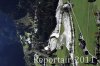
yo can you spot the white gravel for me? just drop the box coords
[44,0,78,66]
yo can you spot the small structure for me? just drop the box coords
[84,50,89,55]
[78,33,86,49]
[90,57,98,65]
[78,33,89,55]
[83,47,89,55]
[79,39,86,49]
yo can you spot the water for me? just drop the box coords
[0,0,27,20]
[0,0,19,13]
[0,11,25,66]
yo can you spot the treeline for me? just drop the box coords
[88,0,96,2]
[17,0,59,42]
[1,0,59,43]
[36,0,59,42]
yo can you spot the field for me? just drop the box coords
[97,0,100,9]
[71,0,99,66]
[35,0,100,66]
[54,0,99,66]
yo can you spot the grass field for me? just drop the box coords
[71,0,98,66]
[97,0,100,9]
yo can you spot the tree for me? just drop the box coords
[88,0,96,2]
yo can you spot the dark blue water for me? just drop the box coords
[0,11,25,66]
[0,0,27,20]
[0,0,19,13]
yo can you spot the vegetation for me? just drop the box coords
[88,0,96,2]
[5,0,99,66]
[71,0,98,66]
